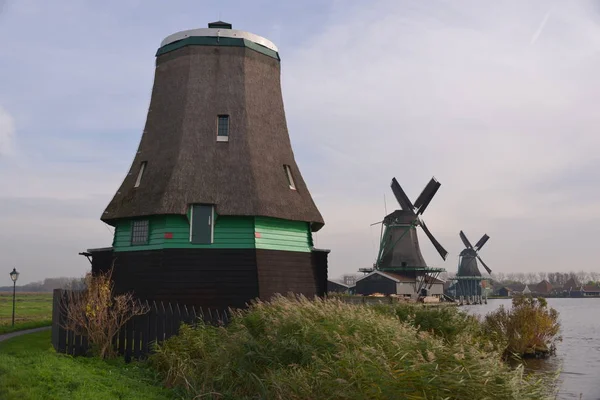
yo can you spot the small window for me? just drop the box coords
[131,220,149,245]
[134,161,147,188]
[217,115,229,142]
[284,165,296,190]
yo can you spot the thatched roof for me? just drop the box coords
[102,38,324,231]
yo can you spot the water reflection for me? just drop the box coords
[461,298,600,400]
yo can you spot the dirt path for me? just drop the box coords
[0,326,51,343]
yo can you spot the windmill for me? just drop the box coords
[454,231,491,303]
[363,177,447,297]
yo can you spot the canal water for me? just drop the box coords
[462,298,600,400]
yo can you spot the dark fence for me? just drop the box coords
[51,289,230,361]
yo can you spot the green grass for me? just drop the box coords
[0,292,53,334]
[0,330,180,400]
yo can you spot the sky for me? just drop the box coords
[1,0,600,285]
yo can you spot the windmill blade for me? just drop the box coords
[414,177,441,215]
[419,218,448,260]
[474,234,490,251]
[477,255,492,274]
[459,230,473,249]
[390,178,415,213]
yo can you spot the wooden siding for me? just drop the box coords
[113,215,312,253]
[113,215,255,252]
[94,248,260,309]
[355,274,397,296]
[256,249,319,300]
[90,247,328,310]
[255,217,312,252]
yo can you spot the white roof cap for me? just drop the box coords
[160,28,278,52]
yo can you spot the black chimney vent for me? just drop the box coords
[208,21,232,29]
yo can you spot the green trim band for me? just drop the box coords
[156,36,280,60]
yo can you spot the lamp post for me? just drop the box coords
[9,268,19,327]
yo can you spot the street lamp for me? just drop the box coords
[10,268,19,327]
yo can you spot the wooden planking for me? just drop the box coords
[92,246,327,309]
[113,215,316,253]
[312,250,329,297]
[355,274,397,296]
[95,248,260,310]
[114,215,255,252]
[254,217,312,252]
[255,249,319,300]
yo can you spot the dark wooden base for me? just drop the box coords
[90,248,328,309]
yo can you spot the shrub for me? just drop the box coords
[150,296,553,399]
[482,296,561,358]
[60,268,149,359]
[371,302,485,344]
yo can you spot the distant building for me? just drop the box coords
[327,280,354,294]
[563,278,583,297]
[355,270,444,300]
[534,280,553,295]
[582,285,600,297]
[495,283,531,297]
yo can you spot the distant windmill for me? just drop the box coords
[362,177,447,297]
[458,231,491,276]
[454,231,492,303]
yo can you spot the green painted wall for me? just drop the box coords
[255,217,312,253]
[113,214,312,253]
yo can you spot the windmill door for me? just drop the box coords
[191,205,213,244]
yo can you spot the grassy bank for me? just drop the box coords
[0,330,178,400]
[0,292,53,334]
[151,296,555,400]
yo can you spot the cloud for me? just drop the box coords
[282,0,600,278]
[530,10,552,45]
[2,0,600,284]
[0,106,15,156]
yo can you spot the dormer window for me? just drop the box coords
[217,115,229,142]
[284,165,296,190]
[134,161,147,188]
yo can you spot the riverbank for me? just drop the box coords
[463,298,600,400]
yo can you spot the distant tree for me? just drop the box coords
[525,272,539,284]
[575,271,590,285]
[492,272,506,283]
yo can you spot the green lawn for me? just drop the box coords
[0,330,179,400]
[0,292,53,334]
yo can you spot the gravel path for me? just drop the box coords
[0,326,51,343]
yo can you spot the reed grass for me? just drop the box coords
[150,295,555,399]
